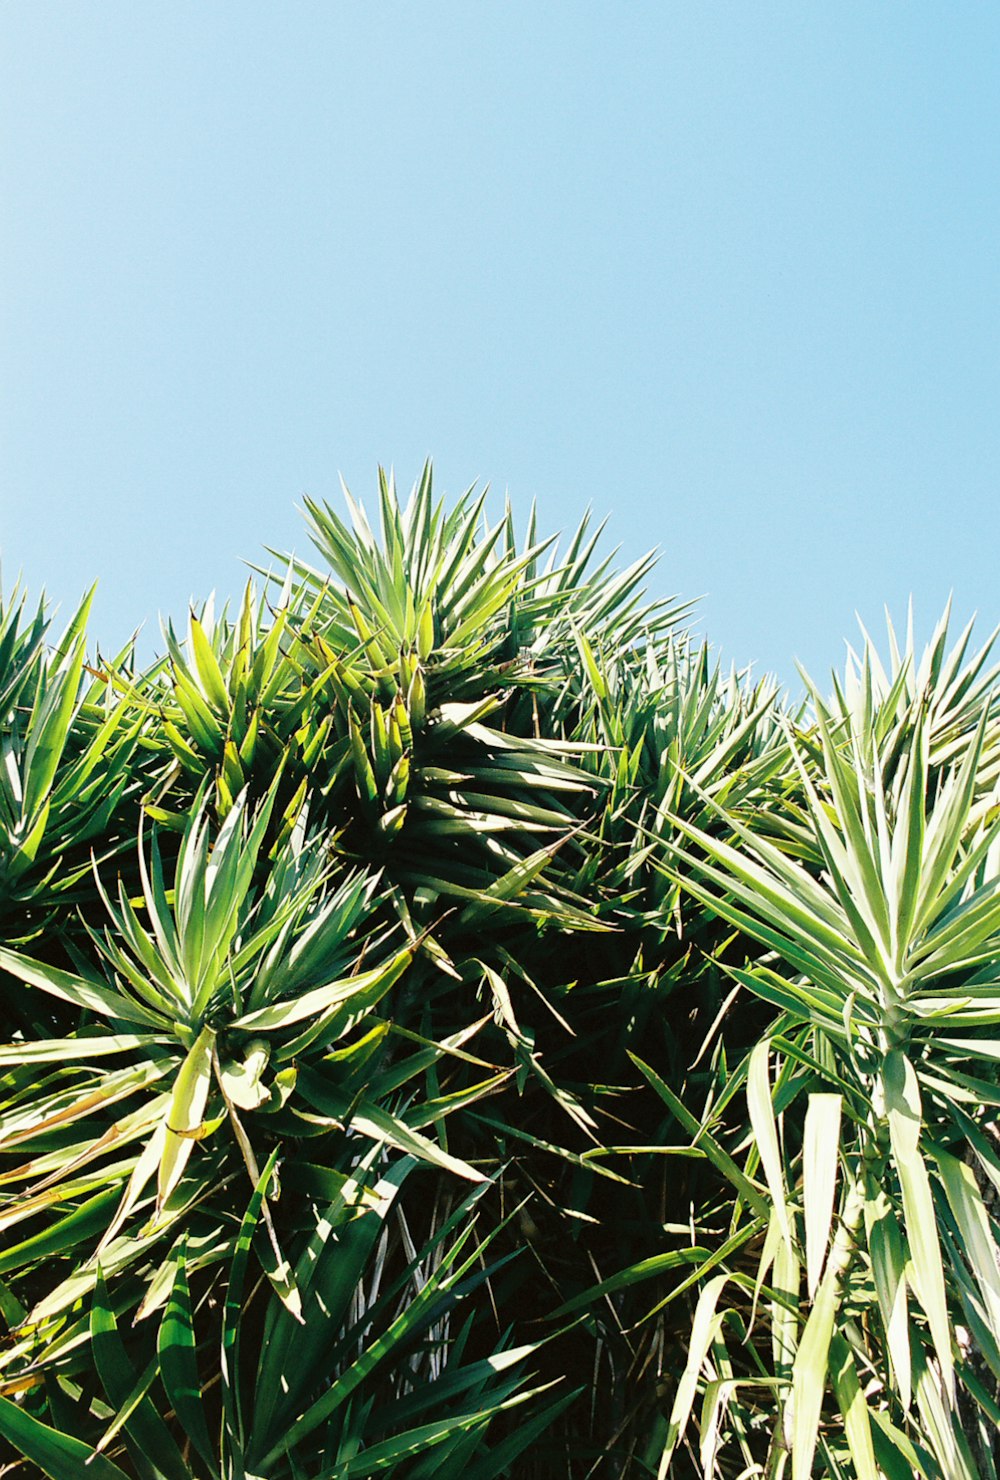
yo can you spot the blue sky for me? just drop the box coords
[2,4,999,689]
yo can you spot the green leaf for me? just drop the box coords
[789,1182,864,1480]
[0,1186,120,1276]
[790,1259,838,1480]
[0,945,163,1026]
[829,1334,878,1480]
[747,1040,791,1248]
[189,614,231,713]
[297,1072,485,1183]
[803,1092,841,1298]
[657,1273,729,1476]
[158,1244,218,1476]
[91,1270,190,1480]
[0,1394,131,1480]
[21,591,92,817]
[158,1023,216,1210]
[883,1050,954,1404]
[223,1148,281,1469]
[935,1147,1000,1353]
[865,1181,911,1408]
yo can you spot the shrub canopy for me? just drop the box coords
[1,466,999,1479]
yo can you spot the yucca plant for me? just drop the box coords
[3,469,999,1479]
[0,777,506,1383]
[641,616,1000,1478]
[0,588,145,945]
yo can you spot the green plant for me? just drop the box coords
[1,472,998,1480]
[644,618,1000,1477]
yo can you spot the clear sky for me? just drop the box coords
[2,4,999,689]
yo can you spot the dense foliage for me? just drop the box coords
[1,467,999,1478]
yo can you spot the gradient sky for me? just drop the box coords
[2,4,999,689]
